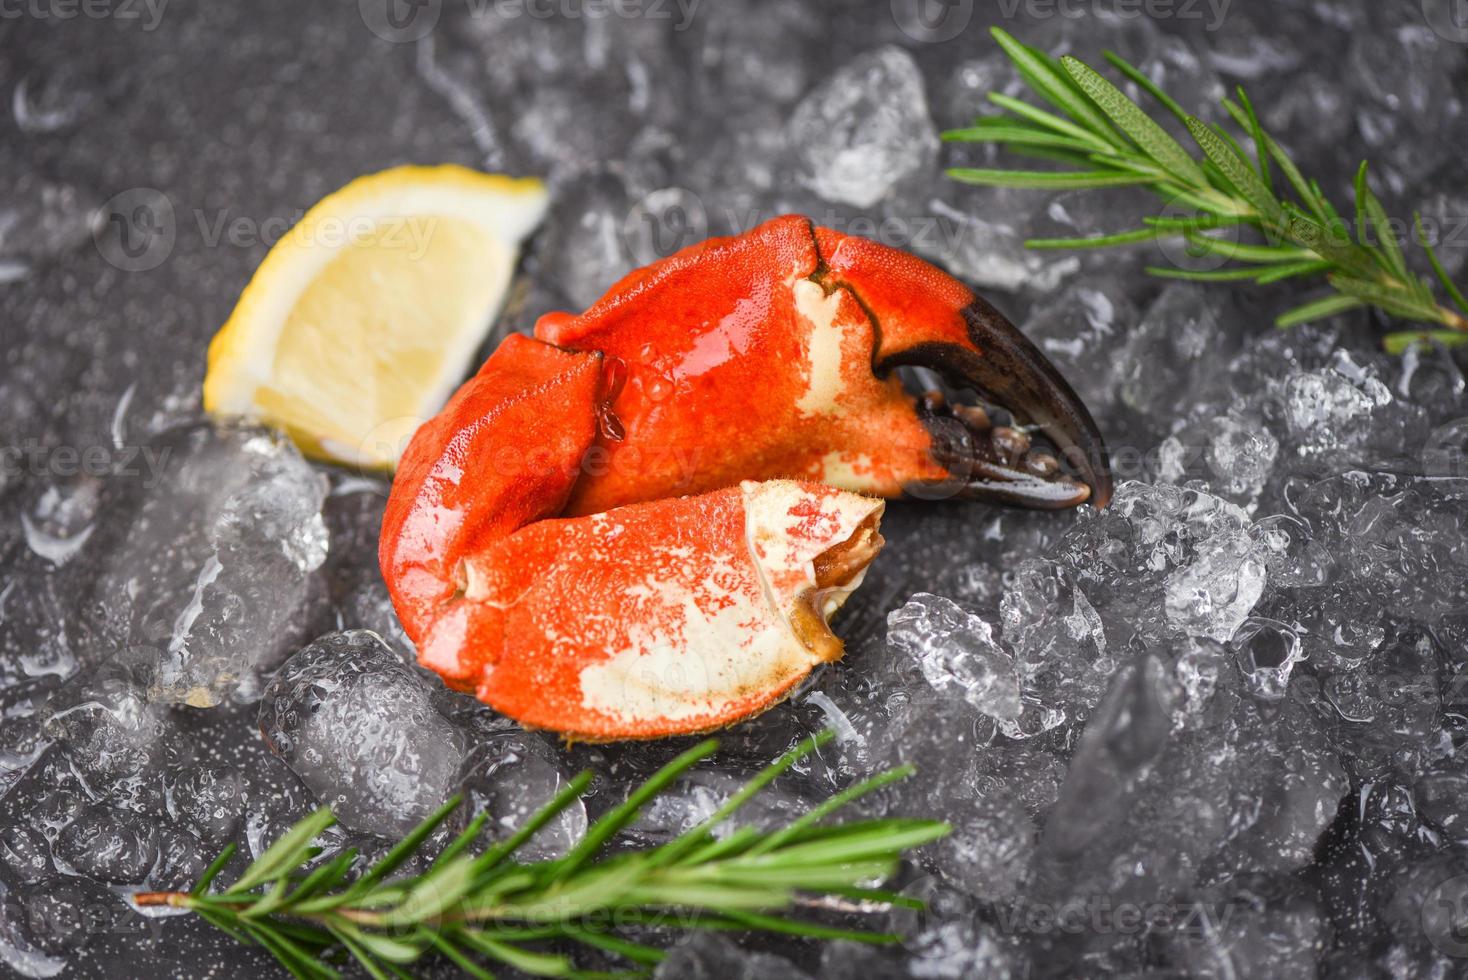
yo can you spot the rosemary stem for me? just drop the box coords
[132,892,195,908]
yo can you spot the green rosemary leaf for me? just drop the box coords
[347,795,464,898]
[383,856,478,927]
[1327,274,1443,321]
[718,909,901,944]
[746,767,922,859]
[693,859,898,891]
[748,820,949,867]
[1253,259,1336,284]
[1275,294,1367,329]
[1060,55,1207,188]
[562,925,666,965]
[192,843,238,896]
[1183,117,1280,221]
[985,93,1113,149]
[244,922,339,980]
[1179,232,1315,264]
[458,932,574,977]
[1233,87,1273,194]
[1143,214,1248,232]
[1276,207,1379,280]
[228,808,337,895]
[285,851,358,907]
[940,124,1095,152]
[1355,161,1412,284]
[1026,228,1166,249]
[560,740,718,877]
[1102,50,1190,125]
[433,813,490,871]
[948,168,1152,190]
[653,731,831,869]
[990,28,1122,148]
[426,932,498,980]
[472,770,595,879]
[193,907,254,948]
[1383,329,1468,353]
[1416,213,1468,315]
[328,926,396,980]
[338,923,424,965]
[1144,265,1277,282]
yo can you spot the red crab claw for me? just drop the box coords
[380,334,885,741]
[535,215,1111,515]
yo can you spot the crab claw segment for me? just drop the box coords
[536,216,1112,513]
[814,227,1113,509]
[380,334,602,647]
[381,329,886,740]
[462,480,883,740]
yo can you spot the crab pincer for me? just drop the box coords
[381,217,1112,740]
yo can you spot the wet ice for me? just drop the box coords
[3,3,1468,977]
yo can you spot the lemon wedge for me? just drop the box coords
[203,165,549,468]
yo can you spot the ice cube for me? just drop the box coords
[53,805,158,885]
[41,648,174,789]
[457,733,586,862]
[1017,279,1139,414]
[18,478,101,567]
[1163,532,1268,642]
[886,593,1021,722]
[92,424,330,707]
[165,765,246,846]
[919,192,1078,294]
[1227,617,1303,700]
[258,631,467,837]
[789,46,938,208]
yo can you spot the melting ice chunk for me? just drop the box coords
[259,631,466,837]
[887,593,1021,722]
[789,46,937,207]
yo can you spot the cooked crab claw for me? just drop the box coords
[536,215,1111,514]
[382,216,1112,738]
[381,335,885,740]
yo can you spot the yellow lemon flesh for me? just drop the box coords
[204,165,549,468]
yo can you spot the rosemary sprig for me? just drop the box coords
[946,27,1468,352]
[133,731,948,979]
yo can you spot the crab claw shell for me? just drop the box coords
[437,480,883,741]
[815,227,1113,509]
